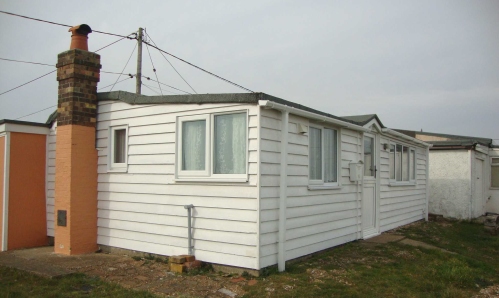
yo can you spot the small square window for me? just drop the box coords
[389,142,416,183]
[109,125,128,172]
[492,158,499,188]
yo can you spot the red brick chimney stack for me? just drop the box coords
[54,24,100,255]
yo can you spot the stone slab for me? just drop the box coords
[363,234,405,244]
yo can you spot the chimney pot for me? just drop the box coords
[68,24,92,51]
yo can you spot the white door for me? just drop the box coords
[473,158,484,218]
[362,133,379,238]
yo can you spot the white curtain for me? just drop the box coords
[182,120,206,170]
[214,113,246,174]
[114,129,126,163]
[309,127,322,180]
[324,128,337,182]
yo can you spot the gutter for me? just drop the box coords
[258,100,370,133]
[381,128,432,147]
[278,111,289,272]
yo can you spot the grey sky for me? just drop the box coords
[1,0,498,141]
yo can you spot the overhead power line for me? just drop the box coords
[110,43,137,92]
[0,58,53,67]
[0,57,129,75]
[142,40,254,93]
[145,30,197,94]
[0,70,56,97]
[0,10,130,38]
[144,42,163,95]
[141,75,191,95]
[15,104,56,120]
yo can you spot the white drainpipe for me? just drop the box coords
[278,110,289,272]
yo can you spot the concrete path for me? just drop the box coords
[0,246,121,278]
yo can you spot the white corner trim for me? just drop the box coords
[258,100,370,133]
[278,110,289,272]
[1,132,10,251]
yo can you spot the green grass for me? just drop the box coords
[242,220,499,298]
[0,266,157,298]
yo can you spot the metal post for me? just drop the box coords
[184,204,194,255]
[136,27,143,94]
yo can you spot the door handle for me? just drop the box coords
[374,166,377,178]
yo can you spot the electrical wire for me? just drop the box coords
[0,70,56,97]
[0,58,53,67]
[0,10,130,38]
[144,41,163,95]
[141,75,191,95]
[0,58,129,76]
[141,83,162,95]
[110,43,137,92]
[141,39,254,93]
[145,31,197,94]
[15,105,56,120]
[99,76,134,90]
[95,33,136,52]
[142,82,180,95]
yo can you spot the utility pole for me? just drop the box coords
[136,27,143,94]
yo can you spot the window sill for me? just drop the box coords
[107,167,128,173]
[174,177,248,183]
[389,181,416,187]
[308,184,341,190]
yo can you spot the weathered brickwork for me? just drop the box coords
[56,49,101,127]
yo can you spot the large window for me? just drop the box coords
[177,111,247,180]
[389,142,415,183]
[109,125,128,172]
[309,126,338,185]
[491,158,499,188]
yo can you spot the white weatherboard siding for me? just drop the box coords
[259,109,362,268]
[46,121,56,237]
[96,101,259,269]
[428,150,471,219]
[379,136,427,232]
[489,149,499,214]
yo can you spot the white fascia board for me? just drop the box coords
[381,128,432,148]
[0,123,49,135]
[258,100,370,132]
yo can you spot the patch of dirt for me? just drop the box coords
[73,255,257,297]
[472,285,499,298]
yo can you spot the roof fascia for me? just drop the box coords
[381,128,432,147]
[258,100,370,132]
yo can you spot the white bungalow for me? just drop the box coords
[41,92,431,272]
[396,129,498,220]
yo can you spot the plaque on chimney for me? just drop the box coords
[57,210,67,227]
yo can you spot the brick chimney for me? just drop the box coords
[54,24,100,255]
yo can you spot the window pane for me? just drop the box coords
[182,120,206,170]
[114,129,126,163]
[410,149,415,180]
[492,166,499,188]
[214,113,246,174]
[309,127,322,180]
[324,128,337,183]
[364,136,374,176]
[389,144,395,179]
[492,158,499,164]
[396,144,402,181]
[402,146,409,181]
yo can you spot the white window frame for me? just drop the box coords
[176,110,249,182]
[308,124,341,190]
[389,141,417,185]
[108,125,128,172]
[491,157,499,189]
[177,114,210,178]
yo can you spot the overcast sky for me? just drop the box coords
[1,1,498,141]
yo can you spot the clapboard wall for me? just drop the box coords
[259,109,363,268]
[46,121,56,237]
[96,101,260,269]
[378,135,427,232]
